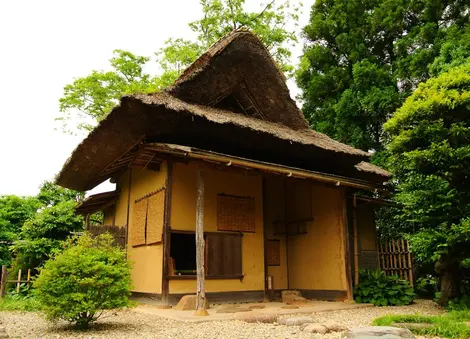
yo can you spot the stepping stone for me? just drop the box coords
[342,326,415,338]
[323,321,347,332]
[248,304,266,309]
[281,305,299,309]
[278,316,315,326]
[174,295,210,311]
[216,307,252,314]
[235,313,277,323]
[303,323,328,334]
[0,327,8,339]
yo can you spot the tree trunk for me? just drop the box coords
[195,169,208,316]
[435,254,460,306]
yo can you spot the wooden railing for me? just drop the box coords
[378,239,414,286]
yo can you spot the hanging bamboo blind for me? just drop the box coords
[266,240,281,266]
[146,190,165,244]
[131,188,165,247]
[378,239,414,286]
[217,194,255,232]
[131,199,147,246]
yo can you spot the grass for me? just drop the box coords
[0,295,41,312]
[373,310,470,338]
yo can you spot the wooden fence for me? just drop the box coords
[0,266,33,297]
[378,239,414,286]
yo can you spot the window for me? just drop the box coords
[266,239,280,266]
[169,232,243,278]
[170,233,196,275]
[131,189,165,247]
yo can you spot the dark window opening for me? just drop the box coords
[170,233,196,275]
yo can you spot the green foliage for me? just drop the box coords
[0,294,41,312]
[297,0,470,152]
[448,295,470,311]
[58,0,301,133]
[384,62,470,305]
[34,233,132,328]
[354,270,415,306]
[373,311,470,338]
[415,275,439,299]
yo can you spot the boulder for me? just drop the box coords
[174,295,210,311]
[281,290,308,303]
[342,326,415,339]
[278,316,315,326]
[302,324,328,334]
[394,323,433,331]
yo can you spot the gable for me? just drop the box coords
[167,30,309,131]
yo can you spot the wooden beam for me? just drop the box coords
[195,169,208,316]
[353,194,359,286]
[161,161,173,305]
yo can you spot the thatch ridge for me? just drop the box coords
[355,161,391,177]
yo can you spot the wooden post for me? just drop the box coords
[343,192,353,300]
[85,213,91,230]
[262,177,269,302]
[161,161,173,305]
[407,240,414,287]
[195,169,208,316]
[16,269,21,293]
[0,265,7,297]
[353,194,359,286]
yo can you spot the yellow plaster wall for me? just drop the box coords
[103,206,115,225]
[264,176,288,290]
[169,162,264,294]
[287,184,347,291]
[115,164,167,294]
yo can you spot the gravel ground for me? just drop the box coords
[0,300,444,338]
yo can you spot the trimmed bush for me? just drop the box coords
[34,233,132,328]
[354,270,415,306]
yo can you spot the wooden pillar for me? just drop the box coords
[85,213,91,230]
[0,265,7,298]
[262,177,269,302]
[195,169,208,316]
[161,161,173,305]
[343,192,353,300]
[353,194,359,286]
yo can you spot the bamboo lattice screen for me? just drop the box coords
[378,239,414,286]
[217,194,255,232]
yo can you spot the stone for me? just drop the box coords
[248,304,266,309]
[278,316,315,326]
[235,313,277,323]
[153,305,172,309]
[302,324,328,334]
[342,326,415,339]
[281,290,308,303]
[323,321,347,332]
[174,295,210,311]
[281,305,299,309]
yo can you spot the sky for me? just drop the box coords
[0,0,310,197]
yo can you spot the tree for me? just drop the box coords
[297,0,470,153]
[10,181,84,268]
[34,233,132,328]
[384,62,470,305]
[58,0,301,133]
[0,195,40,266]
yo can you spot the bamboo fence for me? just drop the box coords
[0,266,33,297]
[378,239,414,286]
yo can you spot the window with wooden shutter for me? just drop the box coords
[217,194,255,232]
[131,199,147,247]
[146,190,165,244]
[205,233,242,277]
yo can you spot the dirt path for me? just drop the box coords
[0,300,443,338]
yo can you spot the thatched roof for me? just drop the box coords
[56,30,388,191]
[355,161,391,177]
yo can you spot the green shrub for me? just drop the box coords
[415,275,438,298]
[354,270,415,306]
[448,295,470,311]
[34,233,132,328]
[0,295,41,312]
